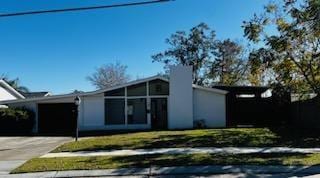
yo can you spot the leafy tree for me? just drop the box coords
[243,0,320,96]
[0,75,29,92]
[87,62,131,89]
[208,39,247,85]
[152,23,216,85]
[247,48,275,86]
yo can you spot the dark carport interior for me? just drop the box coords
[38,103,76,135]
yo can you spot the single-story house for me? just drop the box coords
[0,66,228,134]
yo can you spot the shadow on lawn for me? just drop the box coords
[58,127,320,152]
[76,153,320,177]
[269,127,320,148]
[74,129,279,151]
[147,130,276,148]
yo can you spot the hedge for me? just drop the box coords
[0,107,35,134]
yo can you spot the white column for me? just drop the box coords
[168,65,194,129]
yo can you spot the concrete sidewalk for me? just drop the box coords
[4,165,320,178]
[42,147,320,158]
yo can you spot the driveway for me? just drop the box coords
[0,136,71,175]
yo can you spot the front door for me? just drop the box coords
[151,98,168,130]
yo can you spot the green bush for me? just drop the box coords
[0,107,35,134]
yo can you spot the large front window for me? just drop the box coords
[127,83,146,96]
[104,80,169,126]
[127,98,147,124]
[105,99,125,125]
[149,79,169,95]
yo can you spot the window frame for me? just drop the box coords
[104,98,126,125]
[104,80,169,126]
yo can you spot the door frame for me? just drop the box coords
[150,97,168,130]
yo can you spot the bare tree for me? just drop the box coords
[87,63,131,89]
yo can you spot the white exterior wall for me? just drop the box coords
[168,66,193,129]
[193,88,226,128]
[79,94,105,131]
[0,86,17,101]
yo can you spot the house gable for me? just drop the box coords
[0,79,25,101]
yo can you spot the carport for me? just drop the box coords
[0,94,80,135]
[38,103,76,134]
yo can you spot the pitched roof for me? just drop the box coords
[0,75,228,104]
[20,91,51,98]
[0,75,168,104]
[0,79,25,99]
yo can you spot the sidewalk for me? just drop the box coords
[42,147,320,158]
[4,165,320,178]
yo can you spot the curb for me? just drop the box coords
[4,165,320,178]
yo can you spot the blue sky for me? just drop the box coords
[0,0,269,94]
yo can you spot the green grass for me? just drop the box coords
[53,128,279,152]
[12,153,320,173]
[53,128,320,152]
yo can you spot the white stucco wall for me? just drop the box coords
[79,94,105,130]
[193,88,226,128]
[0,86,17,101]
[168,65,193,129]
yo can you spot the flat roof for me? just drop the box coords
[213,85,270,94]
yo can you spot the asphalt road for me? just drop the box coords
[0,136,71,175]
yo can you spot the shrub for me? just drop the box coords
[194,119,206,129]
[0,107,35,134]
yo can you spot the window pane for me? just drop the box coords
[105,99,125,125]
[104,88,125,96]
[127,98,147,124]
[149,79,169,95]
[127,83,146,96]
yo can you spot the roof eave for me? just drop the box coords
[0,75,169,105]
[0,80,25,99]
[192,84,228,95]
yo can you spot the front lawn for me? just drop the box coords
[53,128,320,152]
[12,153,320,173]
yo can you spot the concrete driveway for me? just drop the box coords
[0,136,71,175]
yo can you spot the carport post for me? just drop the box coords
[74,96,81,141]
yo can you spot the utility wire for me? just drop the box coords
[0,0,173,18]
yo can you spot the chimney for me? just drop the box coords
[168,65,193,129]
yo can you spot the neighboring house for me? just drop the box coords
[0,79,50,108]
[21,91,51,98]
[0,66,228,134]
[0,79,50,100]
[0,79,25,101]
